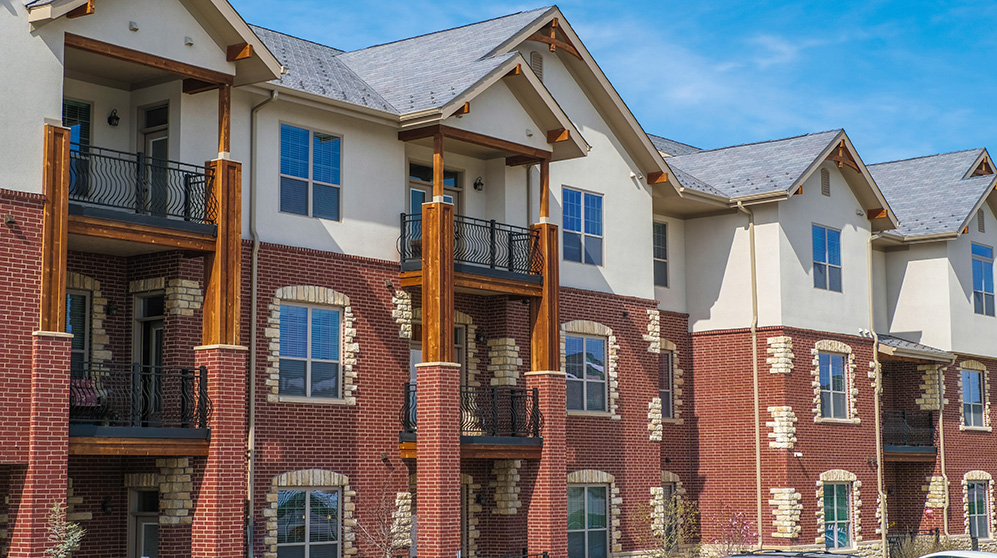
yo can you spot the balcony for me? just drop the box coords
[68,362,212,456]
[68,144,217,233]
[882,409,937,462]
[399,382,544,459]
[398,213,544,296]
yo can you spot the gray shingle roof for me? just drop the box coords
[663,130,842,199]
[868,149,994,238]
[251,25,396,113]
[335,7,549,114]
[648,134,701,156]
[878,334,953,359]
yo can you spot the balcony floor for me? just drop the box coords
[398,434,543,460]
[883,444,937,462]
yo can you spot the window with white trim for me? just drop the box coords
[972,243,994,317]
[813,224,842,292]
[661,482,678,549]
[276,489,341,558]
[66,290,90,378]
[280,123,342,220]
[563,187,603,265]
[818,353,847,419]
[963,369,985,428]
[279,304,342,399]
[659,351,674,419]
[565,335,607,412]
[568,484,608,558]
[653,222,668,287]
[823,483,851,549]
[968,482,990,539]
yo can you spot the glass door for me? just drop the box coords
[134,295,165,426]
[141,104,169,216]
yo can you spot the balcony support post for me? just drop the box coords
[218,84,231,156]
[202,158,242,346]
[530,222,559,371]
[421,132,455,363]
[40,124,70,332]
[525,369,567,558]
[539,157,550,219]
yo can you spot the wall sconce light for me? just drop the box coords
[106,300,118,316]
[475,330,487,344]
[473,177,484,191]
[101,496,113,514]
[107,109,120,127]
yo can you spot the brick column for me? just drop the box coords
[9,332,72,558]
[525,370,567,558]
[192,345,247,558]
[415,361,462,557]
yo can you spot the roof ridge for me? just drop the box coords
[647,133,700,151]
[868,147,985,167]
[341,6,552,55]
[249,23,345,55]
[678,129,842,156]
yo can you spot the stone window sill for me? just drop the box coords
[815,417,860,425]
[568,409,614,418]
[278,395,351,406]
[960,425,993,433]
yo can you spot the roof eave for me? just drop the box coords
[25,0,87,23]
[878,343,955,363]
[250,83,401,126]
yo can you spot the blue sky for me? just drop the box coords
[231,0,997,163]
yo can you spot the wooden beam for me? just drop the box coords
[66,0,95,19]
[449,101,470,118]
[462,444,542,460]
[202,159,242,346]
[826,140,860,172]
[546,128,569,143]
[506,155,545,167]
[421,202,455,363]
[40,125,71,332]
[400,270,544,298]
[226,42,254,62]
[526,33,582,60]
[183,78,221,95]
[65,33,233,85]
[973,158,994,176]
[68,215,217,252]
[963,226,970,235]
[867,208,889,220]
[433,132,445,198]
[399,124,551,160]
[530,223,559,371]
[540,158,550,219]
[68,437,209,456]
[218,84,231,154]
[504,64,522,77]
[647,171,668,184]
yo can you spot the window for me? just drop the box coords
[813,224,842,292]
[279,304,341,399]
[963,369,985,428]
[821,168,831,197]
[661,483,678,549]
[968,482,990,539]
[66,290,90,378]
[565,335,607,412]
[818,353,847,419]
[653,222,668,287]
[824,483,851,549]
[408,162,460,213]
[659,351,673,419]
[568,485,608,558]
[972,244,994,316]
[563,187,603,265]
[280,124,341,220]
[62,99,91,146]
[276,489,340,558]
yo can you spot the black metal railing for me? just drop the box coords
[882,409,935,447]
[400,382,543,438]
[399,213,543,276]
[886,528,939,558]
[69,362,211,430]
[69,143,217,224]
[403,553,547,558]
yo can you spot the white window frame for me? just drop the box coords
[660,351,674,419]
[653,221,668,287]
[963,369,986,428]
[565,334,608,413]
[824,483,852,549]
[279,303,343,400]
[818,352,848,419]
[812,223,842,293]
[968,481,990,539]
[276,488,342,558]
[562,186,604,266]
[279,123,342,221]
[972,243,995,317]
[568,484,609,558]
[67,289,91,375]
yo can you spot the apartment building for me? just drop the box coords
[3,1,997,558]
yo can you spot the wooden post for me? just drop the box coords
[40,125,70,332]
[202,159,242,346]
[433,132,444,198]
[218,84,231,155]
[539,157,550,220]
[421,202,455,363]
[530,222,559,371]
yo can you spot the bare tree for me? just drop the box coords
[354,466,411,558]
[632,490,701,558]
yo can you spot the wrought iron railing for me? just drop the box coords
[400,382,543,438]
[69,143,217,224]
[882,409,935,447]
[69,362,211,430]
[399,213,543,276]
[886,528,939,558]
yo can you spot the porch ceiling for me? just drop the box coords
[64,47,178,91]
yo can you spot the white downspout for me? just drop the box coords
[736,201,763,548]
[939,355,954,537]
[868,232,887,558]
[247,89,278,558]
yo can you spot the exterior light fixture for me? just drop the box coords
[473,177,484,191]
[107,109,120,127]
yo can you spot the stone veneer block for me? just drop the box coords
[923,476,948,509]
[767,336,795,374]
[648,397,663,442]
[156,458,194,526]
[392,290,413,339]
[644,309,661,354]
[768,488,802,539]
[490,460,522,515]
[766,406,798,449]
[917,365,945,411]
[487,338,521,387]
[68,272,111,363]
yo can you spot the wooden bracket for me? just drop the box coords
[546,128,569,143]
[450,102,470,117]
[826,140,860,172]
[506,155,545,167]
[504,64,522,78]
[647,171,668,184]
[526,17,582,60]
[226,43,254,62]
[66,0,95,18]
[867,208,888,220]
[973,157,994,176]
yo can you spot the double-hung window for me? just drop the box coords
[280,124,342,220]
[565,335,607,412]
[659,351,674,419]
[276,489,340,558]
[818,353,847,419]
[963,369,985,428]
[653,222,668,287]
[66,290,90,378]
[972,244,995,316]
[568,485,608,558]
[823,483,851,549]
[279,304,341,399]
[968,482,990,539]
[563,187,603,265]
[813,224,842,292]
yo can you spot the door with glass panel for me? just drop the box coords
[141,105,169,216]
[406,162,461,260]
[568,485,608,558]
[130,490,159,558]
[823,483,850,549]
[135,294,165,426]
[63,99,92,198]
[276,489,340,558]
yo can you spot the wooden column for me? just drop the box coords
[40,125,70,332]
[202,159,242,346]
[530,222,559,371]
[432,132,444,198]
[218,84,231,155]
[421,132,455,363]
[539,157,550,219]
